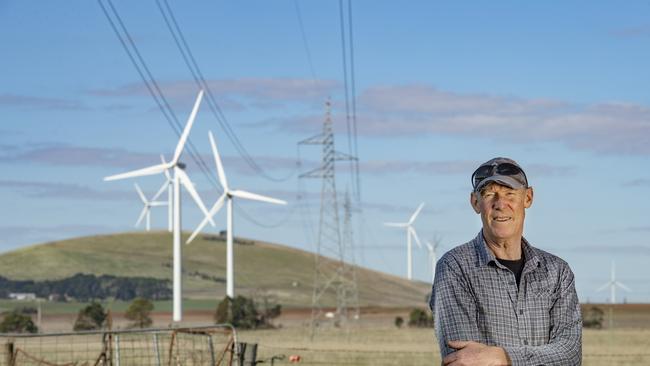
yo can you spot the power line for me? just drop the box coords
[337,0,361,203]
[338,0,356,200]
[156,0,296,183]
[233,200,297,229]
[97,0,219,189]
[293,0,317,81]
[347,0,361,203]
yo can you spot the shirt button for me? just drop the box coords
[519,309,524,315]
[524,339,529,345]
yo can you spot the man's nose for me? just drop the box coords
[492,195,506,209]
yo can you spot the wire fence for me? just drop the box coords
[0,325,237,366]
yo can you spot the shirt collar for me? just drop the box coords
[474,230,540,268]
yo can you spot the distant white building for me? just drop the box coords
[9,293,36,301]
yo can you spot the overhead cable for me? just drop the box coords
[97,0,220,189]
[157,0,296,183]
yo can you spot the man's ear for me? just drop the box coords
[470,192,481,214]
[524,187,534,208]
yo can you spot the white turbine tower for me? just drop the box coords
[104,90,214,322]
[597,261,631,304]
[186,131,287,298]
[425,238,441,283]
[384,202,425,281]
[134,183,167,231]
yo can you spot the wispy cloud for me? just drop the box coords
[88,78,339,110]
[0,143,304,181]
[610,25,650,38]
[0,93,86,110]
[0,144,155,168]
[622,178,650,187]
[357,160,575,178]
[276,84,650,156]
[567,244,650,256]
[0,180,132,201]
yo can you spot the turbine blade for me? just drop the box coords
[135,206,147,227]
[409,202,425,224]
[425,240,433,251]
[104,163,171,181]
[208,131,229,190]
[384,222,408,228]
[134,183,147,203]
[596,282,611,292]
[177,169,215,226]
[230,190,287,205]
[409,226,422,249]
[151,181,168,202]
[172,90,204,164]
[187,194,226,244]
[160,155,172,180]
[150,201,167,207]
[616,282,632,292]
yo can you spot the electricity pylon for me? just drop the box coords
[299,100,359,337]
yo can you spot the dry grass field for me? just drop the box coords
[11,304,649,365]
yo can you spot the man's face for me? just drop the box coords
[470,183,533,243]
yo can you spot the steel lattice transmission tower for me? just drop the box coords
[299,100,359,336]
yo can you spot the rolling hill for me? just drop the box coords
[0,232,431,308]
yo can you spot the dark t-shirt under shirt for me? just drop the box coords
[497,256,525,287]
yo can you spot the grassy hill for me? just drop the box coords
[0,232,431,308]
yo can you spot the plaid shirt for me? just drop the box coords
[430,232,582,365]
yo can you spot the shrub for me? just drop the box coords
[125,297,154,328]
[583,306,604,329]
[408,308,434,328]
[0,310,37,333]
[73,302,107,331]
[215,295,280,329]
[394,316,404,328]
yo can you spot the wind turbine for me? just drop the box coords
[597,261,631,304]
[187,131,287,298]
[104,90,214,322]
[384,202,425,281]
[425,237,441,283]
[134,183,167,231]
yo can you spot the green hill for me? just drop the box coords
[0,232,431,308]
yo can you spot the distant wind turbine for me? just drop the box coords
[597,261,631,304]
[425,237,441,283]
[384,202,425,281]
[133,183,167,231]
[149,155,174,232]
[104,90,214,322]
[186,131,287,298]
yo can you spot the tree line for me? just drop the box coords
[0,273,171,301]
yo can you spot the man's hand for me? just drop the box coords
[443,341,511,366]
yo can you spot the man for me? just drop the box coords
[430,157,581,365]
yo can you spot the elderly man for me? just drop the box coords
[430,157,581,365]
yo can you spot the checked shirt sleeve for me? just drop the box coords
[503,265,582,365]
[431,256,482,358]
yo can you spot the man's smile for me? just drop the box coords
[493,216,512,222]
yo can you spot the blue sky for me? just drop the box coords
[1,0,649,302]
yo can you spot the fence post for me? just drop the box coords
[207,335,216,365]
[114,334,120,366]
[236,342,257,366]
[4,341,14,366]
[153,333,161,366]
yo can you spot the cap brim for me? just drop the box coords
[475,175,526,192]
